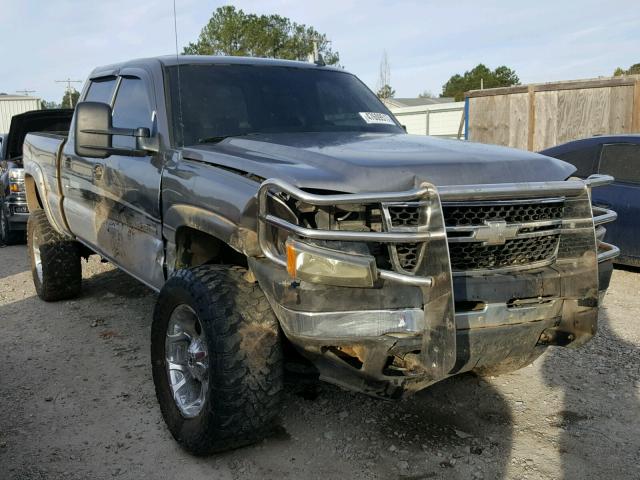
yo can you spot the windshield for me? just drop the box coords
[165,64,404,146]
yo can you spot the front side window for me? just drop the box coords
[165,64,403,146]
[111,77,153,149]
[599,143,640,184]
[85,77,117,104]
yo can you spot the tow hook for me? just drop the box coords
[537,329,575,346]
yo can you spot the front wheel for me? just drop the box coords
[151,265,283,455]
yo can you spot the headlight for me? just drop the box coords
[8,168,25,193]
[286,238,377,287]
[8,168,24,182]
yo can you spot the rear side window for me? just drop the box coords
[85,77,117,104]
[111,77,153,149]
[599,143,640,184]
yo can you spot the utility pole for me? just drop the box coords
[16,89,35,96]
[55,78,82,107]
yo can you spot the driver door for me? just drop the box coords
[92,70,165,288]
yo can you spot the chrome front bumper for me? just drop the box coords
[2,197,29,228]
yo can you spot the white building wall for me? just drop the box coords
[388,102,465,138]
[0,97,41,133]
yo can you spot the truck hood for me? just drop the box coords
[182,132,576,192]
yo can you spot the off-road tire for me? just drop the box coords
[27,209,82,301]
[0,202,25,245]
[151,265,283,455]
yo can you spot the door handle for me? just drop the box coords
[93,163,104,181]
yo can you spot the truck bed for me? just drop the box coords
[23,132,70,235]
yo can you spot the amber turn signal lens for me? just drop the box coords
[286,242,297,277]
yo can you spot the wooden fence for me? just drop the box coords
[465,75,640,151]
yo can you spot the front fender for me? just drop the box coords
[163,204,260,271]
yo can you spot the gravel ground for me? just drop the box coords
[0,244,639,480]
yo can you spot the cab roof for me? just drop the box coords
[89,55,343,79]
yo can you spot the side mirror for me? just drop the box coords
[75,102,112,158]
[74,101,159,158]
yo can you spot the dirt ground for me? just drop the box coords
[0,243,638,480]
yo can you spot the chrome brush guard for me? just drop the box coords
[257,174,618,381]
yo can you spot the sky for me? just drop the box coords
[0,0,638,103]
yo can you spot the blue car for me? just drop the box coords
[541,135,639,267]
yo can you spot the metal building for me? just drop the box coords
[0,95,41,133]
[386,100,466,138]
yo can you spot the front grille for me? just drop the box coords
[384,203,425,272]
[442,202,564,227]
[396,243,420,269]
[443,200,564,272]
[384,199,565,273]
[449,234,560,270]
[388,205,420,227]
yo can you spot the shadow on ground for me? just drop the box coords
[541,309,640,480]
[0,244,29,280]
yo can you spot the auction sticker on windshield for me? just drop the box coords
[359,112,396,125]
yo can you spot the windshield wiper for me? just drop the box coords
[197,132,260,144]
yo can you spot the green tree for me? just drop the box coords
[183,6,339,65]
[40,100,59,109]
[61,88,80,108]
[418,90,435,98]
[376,84,395,99]
[613,63,640,76]
[441,64,520,101]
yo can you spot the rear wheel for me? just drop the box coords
[0,203,24,245]
[27,209,82,301]
[151,264,283,455]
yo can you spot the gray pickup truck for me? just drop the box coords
[23,56,618,455]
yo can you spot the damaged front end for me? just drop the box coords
[250,175,619,398]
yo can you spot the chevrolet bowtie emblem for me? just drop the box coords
[475,220,519,245]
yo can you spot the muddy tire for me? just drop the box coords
[151,265,283,455]
[27,209,82,301]
[0,202,25,245]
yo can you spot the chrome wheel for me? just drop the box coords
[165,304,209,418]
[32,233,43,284]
